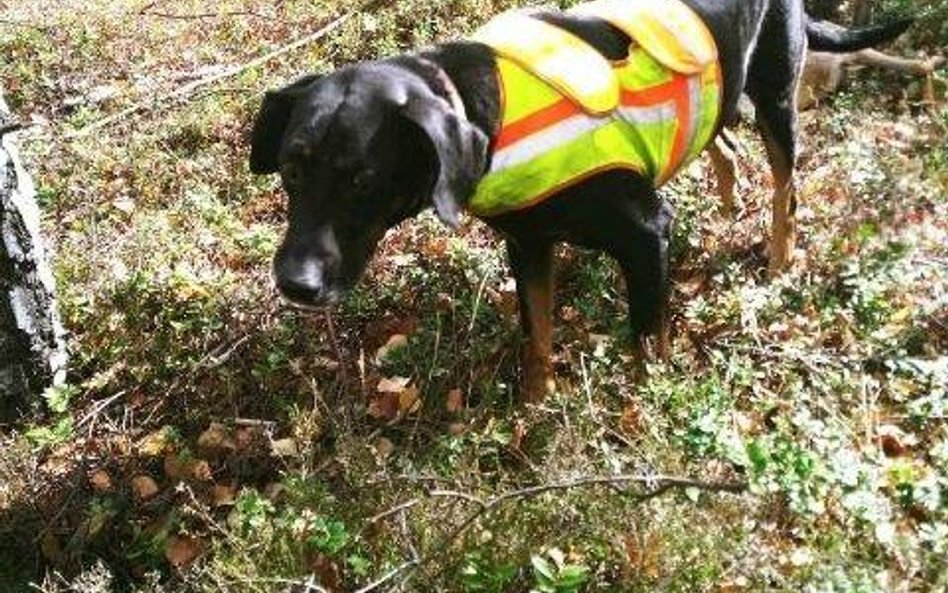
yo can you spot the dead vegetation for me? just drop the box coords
[1,0,946,591]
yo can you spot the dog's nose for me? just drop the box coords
[276,273,328,306]
[273,249,334,307]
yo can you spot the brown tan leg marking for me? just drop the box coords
[709,132,739,217]
[507,240,555,403]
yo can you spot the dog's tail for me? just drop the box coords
[806,16,913,53]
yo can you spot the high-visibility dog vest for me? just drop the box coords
[468,0,721,217]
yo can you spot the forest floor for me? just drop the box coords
[1,0,946,591]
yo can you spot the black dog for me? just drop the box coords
[249,0,910,402]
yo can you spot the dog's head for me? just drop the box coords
[249,62,488,308]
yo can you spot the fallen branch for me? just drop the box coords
[69,0,381,138]
[140,9,270,20]
[439,473,746,550]
[369,472,747,591]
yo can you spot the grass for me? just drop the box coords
[1,0,947,591]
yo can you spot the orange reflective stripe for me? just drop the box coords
[619,74,691,180]
[664,75,691,181]
[496,73,696,177]
[495,97,582,151]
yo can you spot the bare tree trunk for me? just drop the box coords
[1,89,67,420]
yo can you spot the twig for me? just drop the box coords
[199,334,251,368]
[467,270,490,334]
[233,417,277,427]
[321,307,355,431]
[354,560,419,593]
[75,391,127,429]
[579,353,637,448]
[363,498,423,529]
[363,489,487,533]
[399,511,421,563]
[140,9,270,20]
[181,485,243,547]
[68,3,376,138]
[427,489,488,508]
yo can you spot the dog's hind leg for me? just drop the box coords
[709,130,739,216]
[507,238,556,403]
[756,110,798,276]
[746,11,808,275]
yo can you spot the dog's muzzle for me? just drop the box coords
[273,247,341,309]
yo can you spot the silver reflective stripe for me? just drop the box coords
[490,113,609,172]
[491,101,677,174]
[616,102,676,126]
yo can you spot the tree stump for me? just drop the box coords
[1,90,67,420]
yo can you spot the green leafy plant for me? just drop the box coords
[461,552,519,593]
[530,548,589,593]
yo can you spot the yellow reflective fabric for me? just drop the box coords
[570,0,717,74]
[471,10,620,115]
[468,2,721,218]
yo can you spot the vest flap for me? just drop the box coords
[472,10,620,116]
[570,0,717,74]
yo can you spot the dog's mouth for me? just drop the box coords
[278,290,340,311]
[275,280,345,311]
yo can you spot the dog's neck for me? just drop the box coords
[400,43,502,144]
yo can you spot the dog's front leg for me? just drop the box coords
[506,238,556,403]
[617,200,673,363]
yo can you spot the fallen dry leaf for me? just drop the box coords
[446,389,464,413]
[234,426,257,450]
[377,376,411,393]
[368,393,400,421]
[375,335,408,364]
[89,469,112,492]
[164,454,212,482]
[190,460,213,481]
[398,386,421,414]
[137,429,173,457]
[131,475,160,501]
[509,419,526,451]
[311,554,342,592]
[197,422,235,456]
[375,437,395,460]
[211,483,238,507]
[621,404,643,435]
[271,438,299,458]
[165,535,204,567]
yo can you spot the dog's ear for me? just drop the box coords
[400,91,488,228]
[249,74,322,174]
